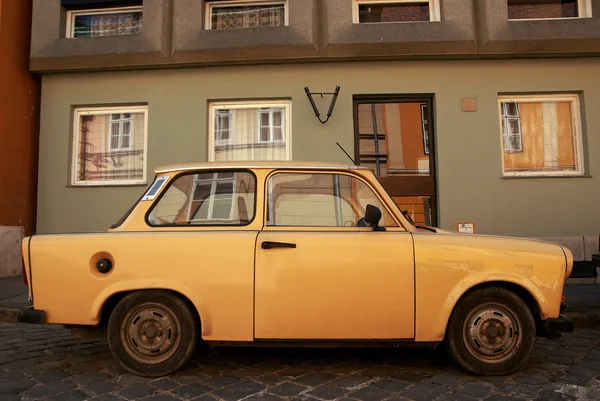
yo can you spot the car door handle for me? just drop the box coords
[261,241,297,249]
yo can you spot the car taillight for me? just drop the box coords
[21,252,28,286]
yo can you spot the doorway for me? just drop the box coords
[353,96,437,226]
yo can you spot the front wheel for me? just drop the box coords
[445,287,536,376]
[107,291,199,377]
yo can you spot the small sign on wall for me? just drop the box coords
[457,222,475,234]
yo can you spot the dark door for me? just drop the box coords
[353,96,437,226]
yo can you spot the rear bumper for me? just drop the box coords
[0,307,46,324]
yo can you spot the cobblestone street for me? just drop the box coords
[0,323,599,401]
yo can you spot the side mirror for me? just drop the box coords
[364,204,386,231]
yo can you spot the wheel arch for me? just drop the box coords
[98,288,203,333]
[443,280,543,340]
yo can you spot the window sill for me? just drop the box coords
[66,183,148,188]
[501,174,592,180]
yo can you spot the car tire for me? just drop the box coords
[107,290,200,377]
[445,286,535,376]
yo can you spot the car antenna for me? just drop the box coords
[336,142,357,165]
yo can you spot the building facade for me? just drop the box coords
[31,0,600,268]
[0,0,40,277]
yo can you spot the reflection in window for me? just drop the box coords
[147,171,256,225]
[209,101,291,162]
[507,0,585,20]
[357,102,431,177]
[267,173,398,228]
[68,7,143,38]
[72,106,147,185]
[355,1,440,23]
[498,94,584,176]
[207,1,286,30]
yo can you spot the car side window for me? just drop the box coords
[147,171,256,226]
[266,172,398,228]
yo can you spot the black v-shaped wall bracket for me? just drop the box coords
[304,86,341,124]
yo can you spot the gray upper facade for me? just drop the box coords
[31,0,600,73]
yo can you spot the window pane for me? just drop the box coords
[272,127,283,141]
[75,110,146,183]
[211,103,289,161]
[268,173,398,228]
[358,103,430,177]
[211,3,285,30]
[500,98,580,174]
[121,135,130,149]
[148,171,256,225]
[358,2,430,23]
[73,10,142,38]
[507,0,578,19]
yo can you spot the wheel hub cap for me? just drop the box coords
[463,302,523,364]
[120,302,182,365]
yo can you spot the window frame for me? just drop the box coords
[205,0,289,30]
[352,0,441,23]
[66,6,144,39]
[108,113,135,152]
[186,172,237,222]
[71,105,149,186]
[257,107,285,144]
[507,0,592,21]
[497,94,585,178]
[263,170,404,230]
[208,100,292,161]
[145,169,258,228]
[214,109,234,146]
[500,102,523,153]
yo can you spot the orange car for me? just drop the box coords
[3,162,573,377]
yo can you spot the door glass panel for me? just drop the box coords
[147,171,256,226]
[357,102,430,177]
[267,173,398,228]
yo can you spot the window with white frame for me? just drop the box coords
[66,5,143,38]
[258,108,285,143]
[353,0,441,23]
[497,94,584,177]
[206,0,288,30]
[72,106,148,186]
[109,113,134,151]
[209,100,291,162]
[215,109,233,145]
[500,102,523,153]
[507,0,592,20]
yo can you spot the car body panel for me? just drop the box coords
[255,230,415,339]
[28,231,258,341]
[414,232,569,341]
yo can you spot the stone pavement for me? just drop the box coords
[1,277,600,400]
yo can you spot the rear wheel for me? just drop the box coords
[107,291,199,377]
[445,287,536,375]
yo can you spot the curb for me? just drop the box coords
[564,311,600,329]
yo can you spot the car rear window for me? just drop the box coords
[146,170,256,226]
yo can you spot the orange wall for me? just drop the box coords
[0,0,41,235]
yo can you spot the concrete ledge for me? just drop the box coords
[0,308,18,324]
[0,227,24,278]
[564,311,600,329]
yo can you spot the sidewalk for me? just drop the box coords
[1,276,599,327]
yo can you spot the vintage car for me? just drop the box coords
[3,161,573,377]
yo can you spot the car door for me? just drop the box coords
[254,170,415,340]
